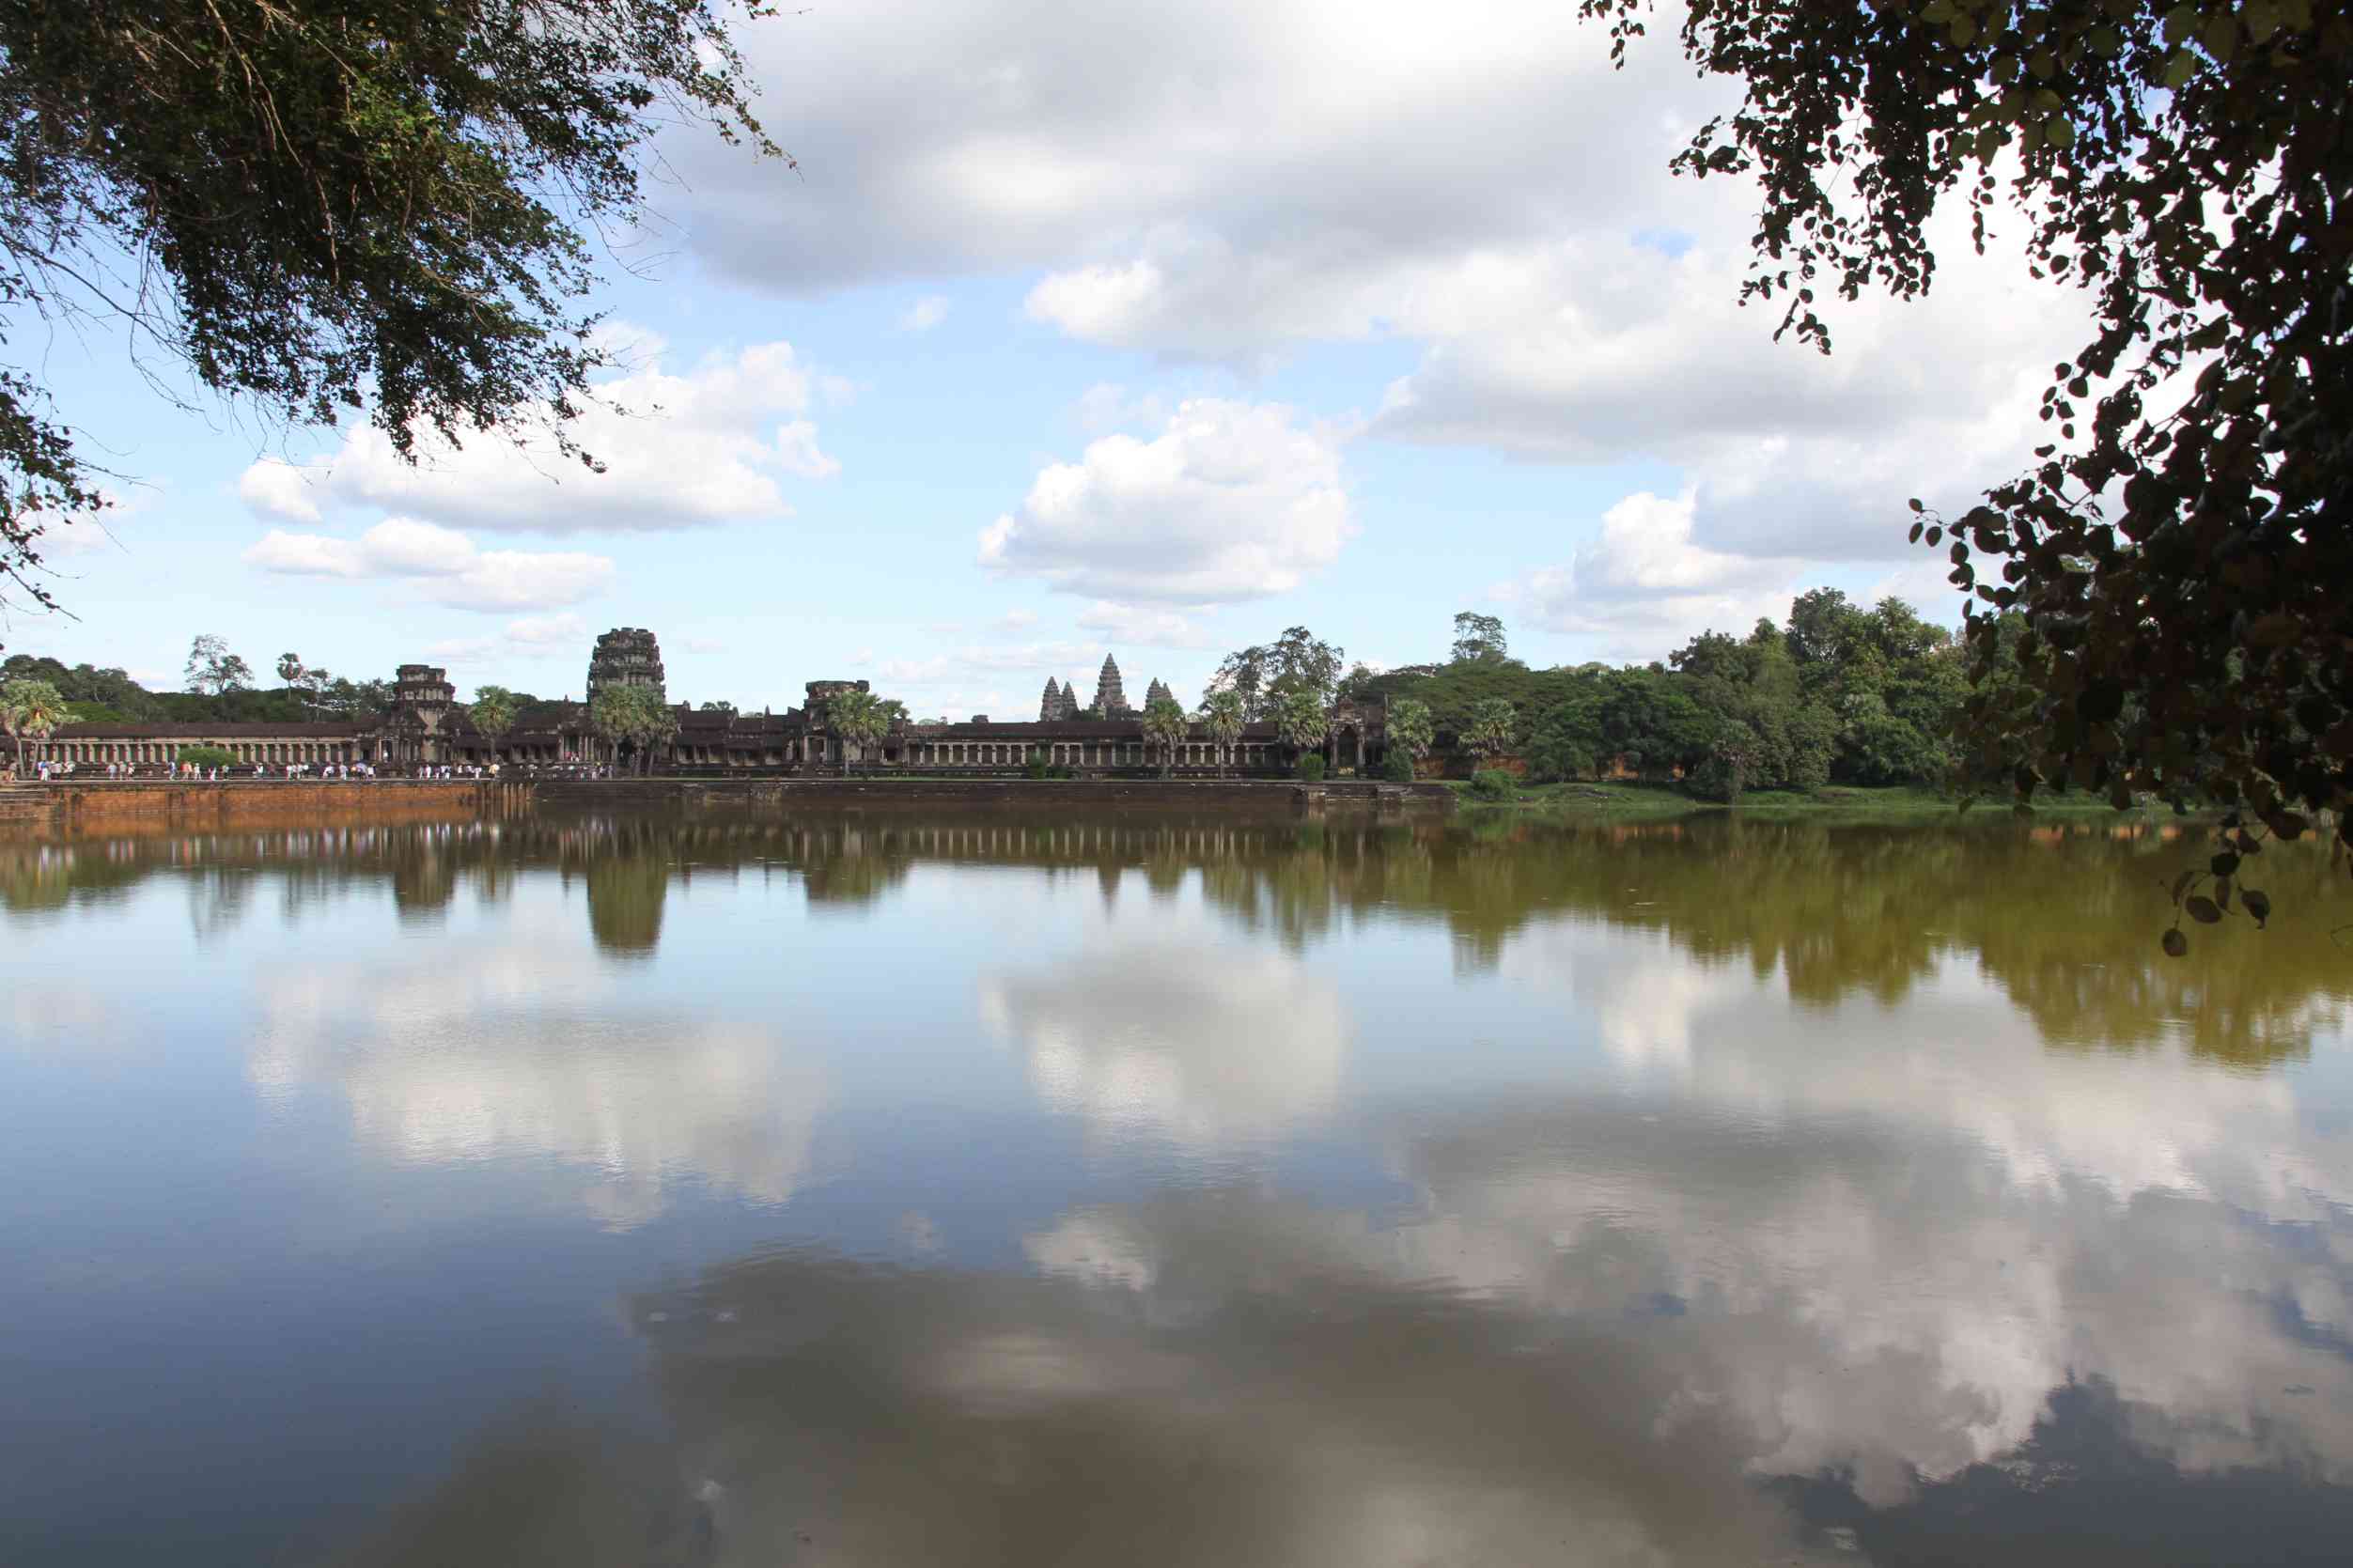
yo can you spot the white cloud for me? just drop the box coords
[980,398,1351,602]
[632,2,2093,590]
[242,518,615,613]
[238,459,322,524]
[1504,489,1807,660]
[1075,600,1216,649]
[897,294,952,333]
[234,342,836,534]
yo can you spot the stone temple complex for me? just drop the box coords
[24,628,1397,775]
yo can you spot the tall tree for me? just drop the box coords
[1199,690,1246,776]
[470,686,521,762]
[0,675,67,769]
[1450,612,1510,665]
[275,654,304,691]
[1275,689,1330,761]
[1385,697,1437,774]
[1142,694,1190,778]
[1210,626,1348,720]
[183,634,253,696]
[0,0,784,639]
[1464,698,1520,766]
[587,686,634,771]
[826,688,890,773]
[1583,0,2353,867]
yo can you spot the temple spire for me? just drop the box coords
[1092,653,1129,716]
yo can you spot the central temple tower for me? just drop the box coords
[1091,653,1129,717]
[586,628,666,706]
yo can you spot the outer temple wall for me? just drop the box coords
[33,780,524,831]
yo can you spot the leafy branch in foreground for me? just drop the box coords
[1583,0,2352,911]
[0,0,787,635]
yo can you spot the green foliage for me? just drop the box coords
[1450,611,1511,664]
[1582,0,2352,850]
[1298,753,1327,783]
[1024,749,1051,780]
[1524,706,1593,783]
[177,746,240,769]
[825,688,891,771]
[2,654,161,719]
[0,0,781,639]
[1209,627,1346,718]
[0,675,68,765]
[1384,697,1436,763]
[1200,689,1246,774]
[1141,694,1189,776]
[469,686,521,747]
[1463,697,1519,762]
[1469,768,1516,800]
[1382,747,1417,783]
[1275,689,1330,756]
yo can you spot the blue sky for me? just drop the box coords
[3,0,2085,716]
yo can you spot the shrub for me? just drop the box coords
[1381,748,1416,783]
[177,746,240,769]
[1296,753,1326,782]
[1469,768,1516,801]
[1024,750,1050,780]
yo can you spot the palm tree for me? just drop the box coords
[587,686,634,771]
[1464,697,1520,767]
[1385,697,1435,777]
[629,692,679,774]
[1142,694,1189,777]
[470,686,520,766]
[0,677,68,772]
[1275,689,1329,768]
[827,688,889,774]
[1200,690,1245,776]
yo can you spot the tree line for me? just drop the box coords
[1201,598,1981,798]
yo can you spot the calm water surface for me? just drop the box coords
[7,809,2353,1565]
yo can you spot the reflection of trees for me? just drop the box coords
[581,820,670,955]
[14,809,2349,1062]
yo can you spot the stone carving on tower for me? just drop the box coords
[1039,676,1066,722]
[1092,653,1130,716]
[585,628,667,705]
[388,663,456,766]
[1143,677,1173,708]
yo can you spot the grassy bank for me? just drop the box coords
[1448,780,2185,820]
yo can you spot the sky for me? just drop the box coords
[3,0,2090,718]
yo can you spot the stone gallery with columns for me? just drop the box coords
[26,629,1392,776]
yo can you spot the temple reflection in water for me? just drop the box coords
[8,807,2353,1565]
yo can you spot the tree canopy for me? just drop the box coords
[1208,627,1347,719]
[0,0,783,636]
[1582,0,2351,852]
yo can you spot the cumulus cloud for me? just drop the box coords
[242,518,616,613]
[239,458,322,524]
[628,0,2096,600]
[233,342,836,534]
[979,398,1351,602]
[1502,489,1808,660]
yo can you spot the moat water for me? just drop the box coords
[7,808,2353,1566]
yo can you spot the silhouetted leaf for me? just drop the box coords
[2241,889,2270,925]
[2161,927,2189,957]
[2210,851,2239,877]
[2185,895,2222,924]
